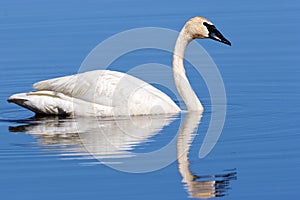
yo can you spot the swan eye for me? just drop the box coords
[203,22,219,35]
[203,22,215,30]
[203,22,209,26]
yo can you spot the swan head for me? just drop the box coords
[185,16,231,46]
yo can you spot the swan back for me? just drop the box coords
[17,70,180,116]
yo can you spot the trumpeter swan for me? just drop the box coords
[8,16,231,116]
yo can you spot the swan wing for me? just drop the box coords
[34,70,180,113]
[9,70,180,116]
[33,70,120,106]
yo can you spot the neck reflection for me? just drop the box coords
[177,112,236,198]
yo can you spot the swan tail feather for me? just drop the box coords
[7,91,73,116]
[7,91,114,116]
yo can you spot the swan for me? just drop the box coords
[7,16,231,116]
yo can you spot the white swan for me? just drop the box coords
[8,16,231,116]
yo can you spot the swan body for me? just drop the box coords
[8,70,180,116]
[8,16,231,116]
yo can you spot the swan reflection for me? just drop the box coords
[9,115,175,161]
[177,112,237,198]
[9,113,236,198]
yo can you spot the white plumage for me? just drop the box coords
[8,16,231,117]
[8,70,180,116]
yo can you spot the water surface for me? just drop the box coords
[0,0,299,199]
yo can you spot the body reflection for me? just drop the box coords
[9,115,175,161]
[9,113,236,198]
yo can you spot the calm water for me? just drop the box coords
[0,0,299,199]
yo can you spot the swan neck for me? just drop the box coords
[172,26,203,111]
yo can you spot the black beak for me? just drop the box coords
[204,22,231,46]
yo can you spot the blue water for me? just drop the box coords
[1,0,300,199]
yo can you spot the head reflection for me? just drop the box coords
[176,112,237,199]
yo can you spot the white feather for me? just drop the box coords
[9,70,180,116]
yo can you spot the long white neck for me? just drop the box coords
[172,26,204,111]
